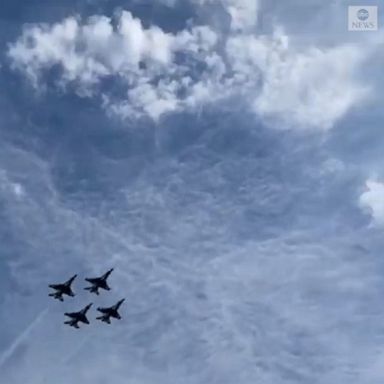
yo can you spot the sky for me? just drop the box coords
[0,0,384,383]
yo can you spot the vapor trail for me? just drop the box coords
[0,307,49,369]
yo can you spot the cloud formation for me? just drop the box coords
[359,180,384,227]
[8,3,375,130]
[8,12,175,89]
[1,118,383,384]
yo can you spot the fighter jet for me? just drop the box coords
[48,274,77,301]
[84,268,114,295]
[96,299,125,324]
[64,303,93,329]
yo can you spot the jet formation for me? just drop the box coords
[48,269,124,329]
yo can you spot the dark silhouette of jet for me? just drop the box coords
[96,299,125,324]
[84,268,114,295]
[48,274,77,301]
[64,303,93,329]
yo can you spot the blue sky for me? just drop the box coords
[0,1,384,383]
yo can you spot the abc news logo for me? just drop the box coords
[348,6,378,31]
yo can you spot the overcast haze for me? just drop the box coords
[1,0,384,383]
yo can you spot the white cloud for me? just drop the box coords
[2,135,381,384]
[243,35,368,130]
[104,81,180,120]
[8,12,222,119]
[225,0,259,31]
[7,5,378,130]
[359,180,384,227]
[225,28,371,131]
[8,12,174,89]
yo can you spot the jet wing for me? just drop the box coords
[49,284,64,290]
[65,312,80,318]
[85,278,100,284]
[97,307,111,314]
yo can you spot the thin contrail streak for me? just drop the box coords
[0,307,49,369]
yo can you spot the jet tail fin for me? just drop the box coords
[84,286,99,295]
[82,303,93,314]
[102,269,114,279]
[66,274,77,285]
[64,321,79,329]
[115,299,125,309]
[96,316,111,324]
[49,293,63,301]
